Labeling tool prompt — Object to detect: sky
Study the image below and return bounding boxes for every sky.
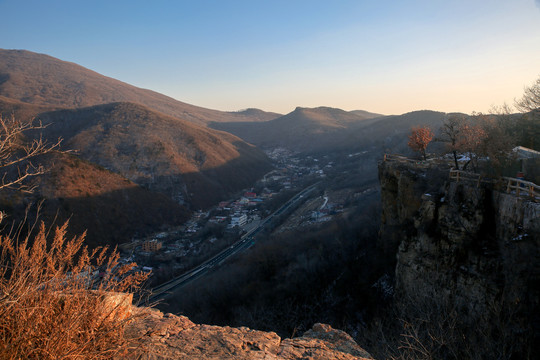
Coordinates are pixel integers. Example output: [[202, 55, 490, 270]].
[[1, 0, 540, 115]]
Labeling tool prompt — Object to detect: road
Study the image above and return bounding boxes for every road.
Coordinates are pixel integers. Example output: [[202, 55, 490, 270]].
[[147, 183, 319, 303]]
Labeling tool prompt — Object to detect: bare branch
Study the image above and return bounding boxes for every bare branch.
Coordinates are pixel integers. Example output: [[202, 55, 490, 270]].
[[515, 76, 540, 113], [0, 114, 62, 193]]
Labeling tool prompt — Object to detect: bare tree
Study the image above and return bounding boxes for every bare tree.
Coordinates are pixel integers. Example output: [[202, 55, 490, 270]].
[[0, 114, 62, 223], [439, 116, 466, 169], [477, 109, 516, 174], [514, 76, 540, 150], [515, 76, 540, 113], [455, 120, 486, 172], [0, 114, 62, 193]]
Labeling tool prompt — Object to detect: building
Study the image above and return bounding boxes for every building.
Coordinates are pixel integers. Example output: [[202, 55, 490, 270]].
[[142, 239, 162, 252], [219, 201, 230, 209], [230, 213, 248, 227]]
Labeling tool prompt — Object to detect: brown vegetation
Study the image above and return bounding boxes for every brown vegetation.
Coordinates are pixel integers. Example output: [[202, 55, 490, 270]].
[[407, 126, 434, 160], [0, 221, 148, 359], [35, 102, 272, 209]]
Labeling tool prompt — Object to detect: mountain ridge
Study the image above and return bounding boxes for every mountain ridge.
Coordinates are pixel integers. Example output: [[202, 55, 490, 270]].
[[35, 101, 272, 209], [0, 49, 281, 125], [209, 107, 453, 154]]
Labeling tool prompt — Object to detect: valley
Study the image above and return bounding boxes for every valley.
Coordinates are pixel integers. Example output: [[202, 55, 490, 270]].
[[121, 147, 380, 295], [0, 48, 538, 359]]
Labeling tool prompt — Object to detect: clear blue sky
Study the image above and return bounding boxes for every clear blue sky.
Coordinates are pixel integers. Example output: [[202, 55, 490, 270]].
[[1, 0, 539, 115]]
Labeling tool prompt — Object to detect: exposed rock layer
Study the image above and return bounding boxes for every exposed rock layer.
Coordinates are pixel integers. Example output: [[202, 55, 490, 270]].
[[379, 159, 539, 353], [125, 307, 373, 360]]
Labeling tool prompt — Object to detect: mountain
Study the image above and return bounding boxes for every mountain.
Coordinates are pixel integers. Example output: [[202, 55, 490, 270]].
[[227, 108, 282, 122], [349, 109, 384, 119], [0, 49, 281, 125], [1, 151, 189, 248], [209, 106, 384, 152], [347, 110, 455, 152], [210, 106, 452, 154], [35, 102, 272, 209], [0, 95, 55, 120], [0, 49, 276, 247]]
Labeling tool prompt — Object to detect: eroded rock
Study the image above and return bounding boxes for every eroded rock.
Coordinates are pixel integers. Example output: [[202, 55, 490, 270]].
[[125, 308, 373, 360]]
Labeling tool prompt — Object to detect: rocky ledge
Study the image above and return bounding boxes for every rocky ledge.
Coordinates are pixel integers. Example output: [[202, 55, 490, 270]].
[[125, 307, 373, 360]]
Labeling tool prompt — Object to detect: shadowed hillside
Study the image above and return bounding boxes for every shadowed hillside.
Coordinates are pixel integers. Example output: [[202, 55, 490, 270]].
[[210, 106, 382, 152], [0, 152, 189, 248], [35, 102, 272, 209], [347, 110, 459, 154], [0, 95, 55, 120], [0, 49, 281, 125], [210, 107, 453, 155]]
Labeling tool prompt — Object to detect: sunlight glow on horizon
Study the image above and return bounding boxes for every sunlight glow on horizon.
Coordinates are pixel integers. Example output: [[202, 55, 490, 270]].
[[1, 0, 539, 116]]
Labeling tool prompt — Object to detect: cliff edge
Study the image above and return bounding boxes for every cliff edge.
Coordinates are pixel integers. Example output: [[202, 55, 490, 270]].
[[378, 158, 539, 356], [124, 307, 373, 359]]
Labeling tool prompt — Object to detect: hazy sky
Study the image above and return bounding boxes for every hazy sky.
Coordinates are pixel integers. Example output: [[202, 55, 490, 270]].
[[1, 0, 539, 115]]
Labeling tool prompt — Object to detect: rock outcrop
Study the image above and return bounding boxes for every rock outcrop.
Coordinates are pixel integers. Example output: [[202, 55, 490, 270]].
[[125, 307, 373, 359], [378, 159, 539, 355]]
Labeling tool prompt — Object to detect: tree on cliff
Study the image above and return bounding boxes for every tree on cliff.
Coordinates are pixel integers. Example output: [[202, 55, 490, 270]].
[[515, 76, 540, 113], [514, 76, 540, 150], [439, 115, 465, 169], [455, 120, 487, 172], [438, 114, 507, 172], [408, 126, 434, 160], [476, 109, 517, 173]]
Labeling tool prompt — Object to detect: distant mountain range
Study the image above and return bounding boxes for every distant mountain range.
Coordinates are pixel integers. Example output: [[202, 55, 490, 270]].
[[209, 106, 381, 152], [0, 48, 460, 245], [211, 106, 453, 154]]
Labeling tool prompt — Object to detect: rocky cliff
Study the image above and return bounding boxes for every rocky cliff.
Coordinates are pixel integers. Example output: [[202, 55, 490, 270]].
[[378, 159, 539, 356], [125, 307, 373, 359]]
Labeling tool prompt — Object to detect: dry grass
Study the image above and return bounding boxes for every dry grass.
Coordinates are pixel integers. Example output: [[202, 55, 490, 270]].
[[0, 221, 148, 359]]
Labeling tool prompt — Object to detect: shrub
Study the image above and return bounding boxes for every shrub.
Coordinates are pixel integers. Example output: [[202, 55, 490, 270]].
[[0, 221, 148, 359]]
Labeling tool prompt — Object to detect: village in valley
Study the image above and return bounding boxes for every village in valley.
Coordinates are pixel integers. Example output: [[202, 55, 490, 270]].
[[118, 148, 353, 286]]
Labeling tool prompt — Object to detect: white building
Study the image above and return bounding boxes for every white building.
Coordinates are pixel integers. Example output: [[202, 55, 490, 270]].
[[230, 213, 248, 227]]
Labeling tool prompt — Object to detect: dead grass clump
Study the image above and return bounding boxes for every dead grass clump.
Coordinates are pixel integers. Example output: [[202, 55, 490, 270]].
[[0, 221, 149, 359]]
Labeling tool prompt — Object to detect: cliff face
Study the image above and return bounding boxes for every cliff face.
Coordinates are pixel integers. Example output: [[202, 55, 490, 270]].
[[125, 307, 373, 360], [378, 159, 540, 352]]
